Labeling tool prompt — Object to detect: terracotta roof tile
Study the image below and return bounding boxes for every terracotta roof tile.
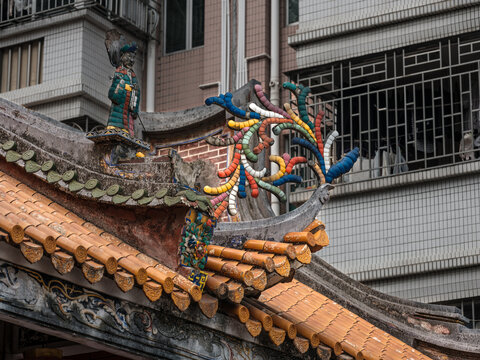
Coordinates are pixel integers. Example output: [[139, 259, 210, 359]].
[[243, 239, 296, 259], [206, 245, 275, 272], [0, 170, 188, 310], [268, 327, 286, 346], [225, 281, 244, 303], [283, 231, 316, 247], [243, 302, 273, 331], [260, 279, 431, 360]]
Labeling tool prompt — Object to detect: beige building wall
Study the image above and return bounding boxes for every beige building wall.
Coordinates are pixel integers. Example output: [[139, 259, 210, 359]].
[[155, 0, 297, 112], [156, 0, 222, 112]]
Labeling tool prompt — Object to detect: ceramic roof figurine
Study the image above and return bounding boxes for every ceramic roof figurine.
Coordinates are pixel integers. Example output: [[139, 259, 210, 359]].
[[86, 30, 148, 152]]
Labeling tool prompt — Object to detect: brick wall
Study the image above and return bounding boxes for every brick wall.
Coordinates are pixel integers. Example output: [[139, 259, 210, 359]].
[[157, 138, 230, 173]]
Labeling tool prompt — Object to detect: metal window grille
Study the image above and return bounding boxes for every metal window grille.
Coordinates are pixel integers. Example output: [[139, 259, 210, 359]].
[[287, 32, 480, 203], [63, 116, 103, 133], [0, 39, 43, 93]]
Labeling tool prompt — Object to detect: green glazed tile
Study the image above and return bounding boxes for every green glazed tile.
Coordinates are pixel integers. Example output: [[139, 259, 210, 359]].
[[91, 188, 106, 198], [155, 188, 168, 199], [6, 150, 21, 163], [68, 180, 84, 192], [41, 160, 55, 172], [137, 196, 154, 205], [164, 195, 181, 206], [185, 190, 197, 201], [2, 140, 16, 151], [62, 170, 77, 182], [25, 160, 41, 173], [84, 178, 99, 190], [106, 184, 121, 196], [112, 194, 130, 204], [132, 188, 147, 200], [21, 149, 35, 161], [47, 171, 62, 184]]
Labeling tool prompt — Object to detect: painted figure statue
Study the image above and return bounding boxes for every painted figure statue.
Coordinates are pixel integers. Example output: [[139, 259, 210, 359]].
[[105, 30, 140, 137]]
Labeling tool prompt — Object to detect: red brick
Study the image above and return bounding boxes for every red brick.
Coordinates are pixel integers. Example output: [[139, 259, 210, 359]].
[[183, 155, 199, 162], [178, 151, 190, 158], [208, 155, 228, 165], [216, 162, 227, 170], [180, 141, 203, 150], [190, 145, 209, 155], [197, 150, 219, 160], [218, 147, 228, 155]]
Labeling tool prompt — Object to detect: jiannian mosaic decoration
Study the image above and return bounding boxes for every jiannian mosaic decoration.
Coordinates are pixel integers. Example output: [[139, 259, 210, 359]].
[[204, 83, 360, 218], [180, 209, 216, 290]]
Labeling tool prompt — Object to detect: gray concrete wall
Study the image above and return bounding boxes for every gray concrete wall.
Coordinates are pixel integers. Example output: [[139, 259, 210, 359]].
[[298, 0, 460, 31], [291, 0, 480, 68], [317, 169, 480, 303]]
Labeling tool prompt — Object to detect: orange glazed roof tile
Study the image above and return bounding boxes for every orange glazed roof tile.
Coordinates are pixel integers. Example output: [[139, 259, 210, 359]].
[[0, 170, 318, 310], [0, 170, 434, 359], [258, 279, 433, 360]]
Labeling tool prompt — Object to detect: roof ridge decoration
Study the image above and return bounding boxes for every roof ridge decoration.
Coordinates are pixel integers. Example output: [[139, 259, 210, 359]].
[[0, 139, 213, 213], [203, 82, 360, 219]]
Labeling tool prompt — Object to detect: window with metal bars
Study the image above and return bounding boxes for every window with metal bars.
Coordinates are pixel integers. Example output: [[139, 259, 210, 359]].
[[63, 116, 103, 133], [437, 297, 480, 330], [287, 32, 480, 200], [0, 39, 43, 93]]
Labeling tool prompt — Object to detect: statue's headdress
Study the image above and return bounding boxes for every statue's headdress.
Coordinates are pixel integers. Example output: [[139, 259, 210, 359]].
[[120, 42, 137, 55], [105, 30, 137, 68]]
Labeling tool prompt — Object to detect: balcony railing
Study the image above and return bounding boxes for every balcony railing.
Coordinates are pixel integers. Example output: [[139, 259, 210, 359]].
[[0, 0, 158, 36]]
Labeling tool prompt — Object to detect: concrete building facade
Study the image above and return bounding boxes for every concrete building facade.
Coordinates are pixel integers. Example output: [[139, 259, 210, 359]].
[[285, 0, 480, 330]]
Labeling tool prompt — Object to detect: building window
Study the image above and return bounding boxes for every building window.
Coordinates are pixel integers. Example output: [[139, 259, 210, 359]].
[[0, 39, 43, 93], [165, 0, 204, 54], [287, 0, 299, 25], [287, 33, 480, 195], [438, 297, 480, 329]]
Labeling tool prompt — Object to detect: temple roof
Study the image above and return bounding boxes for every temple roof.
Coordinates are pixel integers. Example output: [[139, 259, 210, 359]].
[[1, 88, 478, 359], [0, 168, 433, 359]]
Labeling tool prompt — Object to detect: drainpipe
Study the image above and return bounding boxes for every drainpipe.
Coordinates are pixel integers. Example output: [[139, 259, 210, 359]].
[[235, 0, 246, 89], [270, 0, 280, 215], [145, 0, 158, 113], [146, 39, 156, 112], [221, 0, 230, 94]]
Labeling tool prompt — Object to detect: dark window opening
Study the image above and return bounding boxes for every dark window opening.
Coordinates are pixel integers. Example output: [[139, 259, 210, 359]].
[[192, 0, 204, 48], [287, 0, 299, 25], [165, 0, 204, 54]]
